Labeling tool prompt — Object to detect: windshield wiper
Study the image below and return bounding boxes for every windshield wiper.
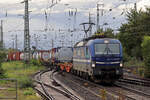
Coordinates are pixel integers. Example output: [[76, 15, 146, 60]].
[[102, 47, 108, 55], [102, 47, 114, 57], [107, 47, 113, 54], [107, 47, 117, 58]]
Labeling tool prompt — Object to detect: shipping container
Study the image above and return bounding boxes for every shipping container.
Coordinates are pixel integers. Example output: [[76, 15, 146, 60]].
[[57, 47, 73, 63]]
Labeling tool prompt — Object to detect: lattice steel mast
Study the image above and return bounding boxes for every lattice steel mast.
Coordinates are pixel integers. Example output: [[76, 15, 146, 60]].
[[21, 0, 30, 61]]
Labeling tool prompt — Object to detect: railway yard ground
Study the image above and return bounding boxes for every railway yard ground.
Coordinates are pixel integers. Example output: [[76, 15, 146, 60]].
[[1, 61, 150, 100], [33, 67, 150, 100]]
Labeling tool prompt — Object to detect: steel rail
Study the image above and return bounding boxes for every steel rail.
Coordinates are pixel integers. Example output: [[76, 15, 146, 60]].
[[34, 88, 52, 100], [34, 69, 80, 100], [115, 81, 150, 98], [51, 70, 80, 100], [119, 78, 150, 87], [38, 70, 55, 100]]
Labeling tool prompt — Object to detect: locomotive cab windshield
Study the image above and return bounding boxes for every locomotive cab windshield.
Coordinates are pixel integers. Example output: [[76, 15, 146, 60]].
[[94, 43, 120, 55]]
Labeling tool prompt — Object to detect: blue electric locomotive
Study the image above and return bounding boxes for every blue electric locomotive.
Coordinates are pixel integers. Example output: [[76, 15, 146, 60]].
[[72, 38, 123, 83]]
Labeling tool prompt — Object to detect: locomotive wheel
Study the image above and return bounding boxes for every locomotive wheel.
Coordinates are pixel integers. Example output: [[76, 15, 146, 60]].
[[72, 70, 75, 74], [72, 69, 75, 75], [77, 70, 79, 76], [79, 71, 82, 77], [90, 76, 95, 82], [71, 69, 73, 74], [78, 71, 80, 76], [85, 73, 89, 80], [81, 72, 83, 78], [82, 72, 85, 79], [83, 72, 86, 79], [74, 70, 77, 75]]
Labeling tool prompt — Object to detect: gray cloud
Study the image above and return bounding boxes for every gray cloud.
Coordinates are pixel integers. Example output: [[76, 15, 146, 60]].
[[0, 0, 149, 49]]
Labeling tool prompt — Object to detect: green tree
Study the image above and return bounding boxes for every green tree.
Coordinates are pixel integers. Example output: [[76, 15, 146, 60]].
[[141, 36, 150, 78], [118, 8, 150, 59], [0, 51, 6, 78], [104, 28, 115, 38]]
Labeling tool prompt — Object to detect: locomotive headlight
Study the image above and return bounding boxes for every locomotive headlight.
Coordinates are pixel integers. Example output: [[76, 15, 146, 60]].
[[92, 61, 96, 68], [92, 64, 95, 68], [120, 63, 123, 67]]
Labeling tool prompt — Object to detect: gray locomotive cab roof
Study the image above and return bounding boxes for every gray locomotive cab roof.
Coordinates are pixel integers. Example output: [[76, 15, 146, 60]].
[[74, 38, 121, 47]]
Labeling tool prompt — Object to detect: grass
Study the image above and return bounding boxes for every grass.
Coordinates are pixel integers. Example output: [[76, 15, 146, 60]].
[[0, 61, 45, 100]]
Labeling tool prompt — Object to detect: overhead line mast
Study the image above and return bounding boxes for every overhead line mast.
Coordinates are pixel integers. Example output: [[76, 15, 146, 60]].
[[89, 12, 92, 37], [21, 0, 30, 62], [97, 3, 104, 32], [97, 4, 100, 32], [15, 34, 18, 51], [0, 20, 3, 49]]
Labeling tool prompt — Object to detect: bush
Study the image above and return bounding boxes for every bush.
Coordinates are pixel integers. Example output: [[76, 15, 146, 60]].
[[19, 77, 34, 88], [24, 88, 34, 96], [138, 67, 145, 77], [0, 51, 6, 62], [0, 51, 6, 78], [141, 36, 150, 78], [123, 51, 131, 62], [143, 55, 150, 78], [30, 59, 41, 66]]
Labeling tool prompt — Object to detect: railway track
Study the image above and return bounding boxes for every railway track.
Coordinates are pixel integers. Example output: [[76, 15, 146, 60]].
[[115, 81, 150, 98], [119, 77, 150, 87], [55, 72, 147, 100], [115, 74, 150, 99], [34, 70, 55, 100], [33, 69, 81, 100], [34, 87, 53, 100], [123, 69, 150, 87], [33, 69, 150, 100]]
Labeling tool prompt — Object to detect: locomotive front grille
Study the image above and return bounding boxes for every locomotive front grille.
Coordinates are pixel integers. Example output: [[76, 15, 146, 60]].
[[93, 66, 122, 76], [101, 69, 116, 74]]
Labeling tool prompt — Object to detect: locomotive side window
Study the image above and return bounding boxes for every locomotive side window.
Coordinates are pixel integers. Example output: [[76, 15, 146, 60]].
[[78, 48, 81, 56], [76, 48, 80, 57], [85, 47, 90, 58], [74, 48, 77, 57], [81, 47, 84, 57]]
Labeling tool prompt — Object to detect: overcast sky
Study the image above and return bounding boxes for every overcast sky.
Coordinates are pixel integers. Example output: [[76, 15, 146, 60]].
[[0, 0, 149, 50]]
